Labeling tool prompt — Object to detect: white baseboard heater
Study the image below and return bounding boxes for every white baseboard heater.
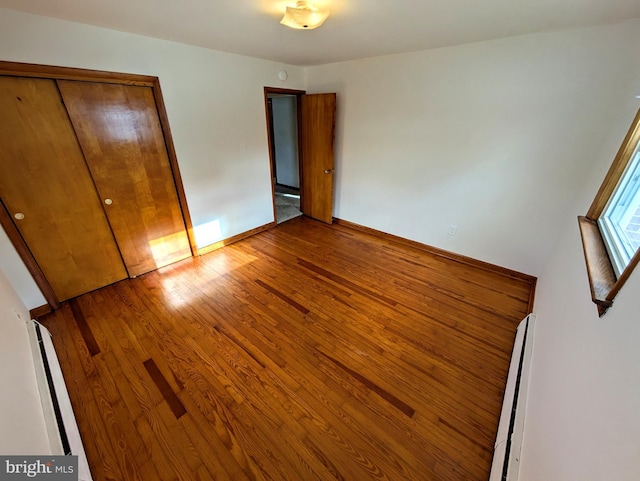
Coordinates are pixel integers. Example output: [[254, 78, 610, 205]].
[[489, 314, 535, 481], [27, 320, 93, 481]]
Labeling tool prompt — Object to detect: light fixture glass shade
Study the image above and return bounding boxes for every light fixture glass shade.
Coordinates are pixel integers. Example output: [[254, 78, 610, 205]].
[[280, 1, 330, 30]]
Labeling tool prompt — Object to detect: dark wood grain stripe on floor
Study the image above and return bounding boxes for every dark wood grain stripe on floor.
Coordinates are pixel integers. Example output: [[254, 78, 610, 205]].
[[39, 217, 535, 481], [68, 298, 100, 356], [255, 278, 310, 314], [297, 258, 398, 307], [143, 358, 187, 419], [214, 325, 266, 368], [317, 350, 416, 418]]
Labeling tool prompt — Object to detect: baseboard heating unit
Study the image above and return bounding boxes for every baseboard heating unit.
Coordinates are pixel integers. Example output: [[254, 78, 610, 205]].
[[489, 313, 535, 481], [27, 320, 93, 481]]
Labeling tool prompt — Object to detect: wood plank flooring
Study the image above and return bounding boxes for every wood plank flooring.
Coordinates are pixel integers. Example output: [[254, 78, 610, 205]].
[[39, 217, 535, 481]]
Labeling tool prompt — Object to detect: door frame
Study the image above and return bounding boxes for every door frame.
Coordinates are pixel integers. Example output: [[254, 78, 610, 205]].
[[0, 61, 197, 308], [263, 87, 306, 224]]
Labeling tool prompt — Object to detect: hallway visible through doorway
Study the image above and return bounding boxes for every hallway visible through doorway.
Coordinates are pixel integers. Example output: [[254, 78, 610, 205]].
[[267, 92, 302, 223], [275, 184, 302, 224]]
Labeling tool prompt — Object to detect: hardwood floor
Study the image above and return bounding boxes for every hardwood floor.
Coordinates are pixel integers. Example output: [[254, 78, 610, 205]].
[[39, 217, 535, 481]]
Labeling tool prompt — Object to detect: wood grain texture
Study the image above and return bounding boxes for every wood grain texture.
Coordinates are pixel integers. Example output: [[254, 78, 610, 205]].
[[0, 61, 198, 259], [0, 60, 156, 86], [255, 279, 311, 314], [0, 76, 128, 301], [68, 298, 101, 356], [58, 80, 191, 277], [29, 304, 53, 319], [0, 200, 60, 310], [300, 93, 336, 224], [587, 107, 640, 219], [151, 79, 198, 256], [577, 216, 616, 311], [40, 217, 534, 481], [581, 107, 640, 315], [577, 215, 640, 316], [608, 245, 640, 306], [333, 217, 537, 302], [143, 358, 187, 419], [317, 350, 416, 418]]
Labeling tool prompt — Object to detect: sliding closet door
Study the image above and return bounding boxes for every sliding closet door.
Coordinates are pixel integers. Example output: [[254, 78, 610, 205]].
[[0, 76, 128, 300], [57, 81, 191, 277]]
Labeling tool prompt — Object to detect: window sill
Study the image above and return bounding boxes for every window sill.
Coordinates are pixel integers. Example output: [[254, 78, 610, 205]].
[[577, 216, 616, 316]]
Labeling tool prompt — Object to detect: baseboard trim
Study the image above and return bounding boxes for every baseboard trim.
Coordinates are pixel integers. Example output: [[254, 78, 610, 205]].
[[197, 221, 277, 256], [30, 304, 52, 319], [333, 218, 537, 312]]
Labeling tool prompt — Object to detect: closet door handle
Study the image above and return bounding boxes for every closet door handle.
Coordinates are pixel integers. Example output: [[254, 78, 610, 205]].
[[104, 198, 113, 205]]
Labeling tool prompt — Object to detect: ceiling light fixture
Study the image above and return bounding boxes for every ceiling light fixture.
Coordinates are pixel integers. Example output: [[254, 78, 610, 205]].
[[280, 1, 330, 30]]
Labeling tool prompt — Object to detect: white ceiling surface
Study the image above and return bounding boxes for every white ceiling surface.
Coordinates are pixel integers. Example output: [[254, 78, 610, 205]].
[[0, 0, 639, 65]]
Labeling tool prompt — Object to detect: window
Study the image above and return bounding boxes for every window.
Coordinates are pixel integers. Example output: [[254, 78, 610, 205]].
[[598, 146, 640, 277], [579, 107, 640, 316]]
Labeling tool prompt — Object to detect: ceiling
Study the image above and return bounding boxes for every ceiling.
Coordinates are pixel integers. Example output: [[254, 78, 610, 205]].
[[1, 0, 640, 66]]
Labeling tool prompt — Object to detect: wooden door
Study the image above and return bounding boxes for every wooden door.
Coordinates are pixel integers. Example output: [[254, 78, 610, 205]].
[[58, 81, 191, 277], [0, 76, 128, 301], [300, 93, 336, 224]]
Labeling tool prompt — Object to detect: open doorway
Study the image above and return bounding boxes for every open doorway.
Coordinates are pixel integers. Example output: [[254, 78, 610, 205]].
[[265, 89, 304, 224], [265, 87, 337, 225]]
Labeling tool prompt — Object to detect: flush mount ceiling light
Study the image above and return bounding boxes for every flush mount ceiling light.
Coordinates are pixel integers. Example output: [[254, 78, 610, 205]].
[[280, 1, 330, 30]]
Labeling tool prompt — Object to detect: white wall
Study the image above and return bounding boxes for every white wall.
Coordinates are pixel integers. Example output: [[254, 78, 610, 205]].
[[519, 98, 640, 479], [0, 7, 304, 308], [0, 269, 51, 454], [304, 25, 640, 478], [0, 227, 46, 308], [305, 20, 640, 276], [272, 96, 300, 188]]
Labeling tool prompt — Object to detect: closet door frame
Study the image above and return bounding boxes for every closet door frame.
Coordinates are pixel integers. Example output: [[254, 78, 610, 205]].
[[0, 61, 197, 309]]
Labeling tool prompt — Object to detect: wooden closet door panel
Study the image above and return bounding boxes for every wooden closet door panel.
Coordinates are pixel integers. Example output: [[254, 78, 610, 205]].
[[57, 80, 191, 277], [0, 76, 128, 301]]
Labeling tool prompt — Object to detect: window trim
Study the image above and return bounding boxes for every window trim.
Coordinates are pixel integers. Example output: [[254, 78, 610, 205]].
[[579, 107, 640, 316], [597, 148, 640, 276]]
